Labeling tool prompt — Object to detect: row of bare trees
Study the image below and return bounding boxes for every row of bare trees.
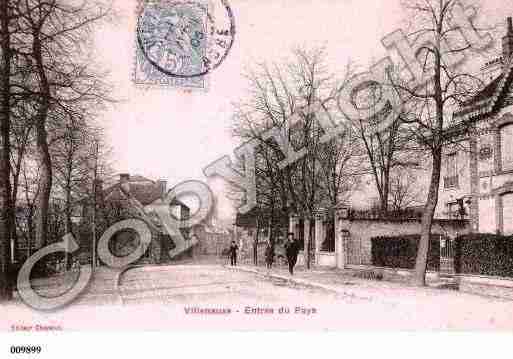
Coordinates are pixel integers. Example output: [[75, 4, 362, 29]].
[[231, 0, 493, 285], [229, 48, 421, 268], [0, 0, 113, 300]]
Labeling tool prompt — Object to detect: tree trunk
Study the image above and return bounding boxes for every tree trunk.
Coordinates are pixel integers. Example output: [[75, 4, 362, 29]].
[[380, 195, 388, 215], [253, 218, 260, 266], [413, 149, 441, 286], [64, 179, 72, 270], [413, 19, 444, 287], [25, 184, 35, 258], [269, 205, 276, 257], [306, 219, 314, 269], [34, 128, 52, 249], [269, 218, 276, 255], [32, 34, 52, 250], [382, 172, 390, 214], [10, 136, 30, 264], [0, 0, 13, 301]]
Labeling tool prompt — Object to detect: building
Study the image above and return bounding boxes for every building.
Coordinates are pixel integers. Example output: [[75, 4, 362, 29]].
[[193, 223, 232, 256], [77, 173, 191, 264], [436, 17, 513, 235]]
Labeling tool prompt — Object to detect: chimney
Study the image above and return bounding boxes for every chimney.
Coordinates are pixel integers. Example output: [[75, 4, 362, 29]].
[[93, 179, 103, 192], [119, 173, 130, 193], [502, 17, 513, 62], [157, 179, 167, 196], [93, 179, 104, 205]]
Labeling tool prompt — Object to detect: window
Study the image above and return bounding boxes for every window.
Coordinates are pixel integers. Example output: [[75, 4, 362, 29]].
[[446, 199, 467, 219], [446, 202, 458, 219], [444, 152, 459, 188], [502, 193, 513, 235], [501, 124, 513, 171]]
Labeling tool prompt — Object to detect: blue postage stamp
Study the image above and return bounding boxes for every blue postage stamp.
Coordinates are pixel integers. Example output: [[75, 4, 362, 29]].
[[133, 0, 210, 89]]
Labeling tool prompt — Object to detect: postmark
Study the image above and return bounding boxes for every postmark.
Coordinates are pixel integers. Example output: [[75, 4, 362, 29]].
[[133, 0, 235, 88]]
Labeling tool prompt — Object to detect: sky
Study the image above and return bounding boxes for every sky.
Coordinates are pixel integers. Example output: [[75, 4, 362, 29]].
[[92, 0, 513, 220]]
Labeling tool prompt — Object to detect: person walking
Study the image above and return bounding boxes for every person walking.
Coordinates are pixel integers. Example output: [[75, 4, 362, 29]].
[[284, 233, 299, 275], [229, 240, 239, 266], [264, 241, 274, 270]]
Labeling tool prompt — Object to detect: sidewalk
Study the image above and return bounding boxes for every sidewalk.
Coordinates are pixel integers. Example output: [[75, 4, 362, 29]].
[[227, 264, 376, 299], [12, 266, 123, 306], [226, 264, 513, 305]]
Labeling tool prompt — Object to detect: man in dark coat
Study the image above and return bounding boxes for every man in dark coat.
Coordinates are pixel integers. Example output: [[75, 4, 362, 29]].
[[228, 240, 239, 266], [284, 233, 299, 275]]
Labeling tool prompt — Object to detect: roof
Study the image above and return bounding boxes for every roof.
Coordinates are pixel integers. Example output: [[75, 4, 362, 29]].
[[201, 224, 231, 235], [77, 173, 188, 209], [125, 174, 154, 183], [462, 75, 503, 107], [126, 183, 163, 205], [453, 55, 513, 121], [103, 183, 188, 207], [102, 174, 161, 205], [101, 183, 162, 205]]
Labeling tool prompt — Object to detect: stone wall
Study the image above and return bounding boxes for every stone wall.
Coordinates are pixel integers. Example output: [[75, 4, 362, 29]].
[[197, 233, 232, 255], [338, 218, 471, 266], [193, 225, 233, 255]]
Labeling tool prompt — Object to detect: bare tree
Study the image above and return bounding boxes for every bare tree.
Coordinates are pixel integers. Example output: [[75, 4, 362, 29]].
[[389, 0, 491, 285], [13, 0, 111, 250], [0, 1, 113, 298], [51, 112, 104, 268], [10, 102, 35, 254], [316, 126, 361, 214], [52, 113, 93, 236], [0, 0, 14, 300], [389, 167, 426, 211], [231, 47, 357, 268], [16, 158, 40, 260], [350, 74, 422, 214]]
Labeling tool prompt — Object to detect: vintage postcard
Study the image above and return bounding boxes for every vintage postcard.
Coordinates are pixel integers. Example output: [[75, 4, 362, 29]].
[[1, 0, 513, 356]]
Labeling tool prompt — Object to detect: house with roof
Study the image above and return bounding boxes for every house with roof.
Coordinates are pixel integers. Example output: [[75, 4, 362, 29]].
[[436, 17, 513, 235], [76, 173, 191, 264]]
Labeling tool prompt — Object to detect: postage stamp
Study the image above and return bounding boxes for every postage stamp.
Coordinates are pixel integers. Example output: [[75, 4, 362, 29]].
[[133, 0, 236, 89]]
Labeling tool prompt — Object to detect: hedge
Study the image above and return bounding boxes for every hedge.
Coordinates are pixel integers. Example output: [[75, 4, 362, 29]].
[[454, 234, 513, 278], [371, 235, 440, 271]]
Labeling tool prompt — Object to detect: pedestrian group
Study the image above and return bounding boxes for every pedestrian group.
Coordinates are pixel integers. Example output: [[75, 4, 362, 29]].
[[230, 232, 300, 276]]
